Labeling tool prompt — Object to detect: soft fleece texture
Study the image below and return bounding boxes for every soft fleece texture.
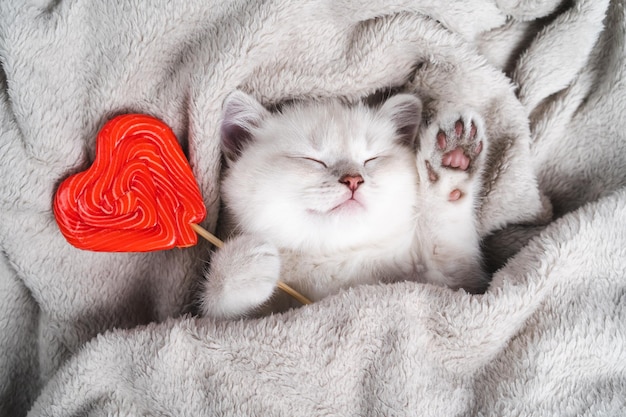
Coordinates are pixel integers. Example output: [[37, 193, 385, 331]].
[[1, 0, 625, 415]]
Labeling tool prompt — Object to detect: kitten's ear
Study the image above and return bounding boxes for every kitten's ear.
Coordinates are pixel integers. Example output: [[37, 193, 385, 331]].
[[377, 93, 422, 147], [220, 90, 270, 162]]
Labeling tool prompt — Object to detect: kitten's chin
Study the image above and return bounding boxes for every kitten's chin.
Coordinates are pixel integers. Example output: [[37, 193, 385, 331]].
[[258, 205, 411, 252]]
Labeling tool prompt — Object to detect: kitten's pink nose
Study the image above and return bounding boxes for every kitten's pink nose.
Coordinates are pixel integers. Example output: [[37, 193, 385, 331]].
[[339, 174, 364, 191]]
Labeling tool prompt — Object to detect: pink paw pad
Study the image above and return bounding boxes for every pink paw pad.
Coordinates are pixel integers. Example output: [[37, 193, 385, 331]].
[[448, 189, 462, 201], [437, 120, 483, 172], [442, 148, 470, 170]]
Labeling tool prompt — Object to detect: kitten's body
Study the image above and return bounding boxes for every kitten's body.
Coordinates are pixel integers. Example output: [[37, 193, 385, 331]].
[[200, 91, 487, 319]]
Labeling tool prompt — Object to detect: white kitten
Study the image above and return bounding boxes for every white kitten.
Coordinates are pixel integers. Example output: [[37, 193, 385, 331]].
[[200, 91, 487, 319]]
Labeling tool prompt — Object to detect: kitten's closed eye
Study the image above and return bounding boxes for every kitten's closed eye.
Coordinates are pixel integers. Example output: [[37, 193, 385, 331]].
[[290, 156, 328, 168], [364, 156, 379, 166], [363, 155, 391, 168]]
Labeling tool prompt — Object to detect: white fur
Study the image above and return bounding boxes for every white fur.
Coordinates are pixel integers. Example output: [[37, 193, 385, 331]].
[[200, 91, 488, 319], [200, 235, 280, 319]]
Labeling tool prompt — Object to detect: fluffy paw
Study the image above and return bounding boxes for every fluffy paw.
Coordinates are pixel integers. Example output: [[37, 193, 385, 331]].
[[420, 110, 487, 201], [200, 235, 280, 319]]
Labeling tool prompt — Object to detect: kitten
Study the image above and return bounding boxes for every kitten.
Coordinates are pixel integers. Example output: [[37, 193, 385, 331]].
[[200, 91, 487, 319]]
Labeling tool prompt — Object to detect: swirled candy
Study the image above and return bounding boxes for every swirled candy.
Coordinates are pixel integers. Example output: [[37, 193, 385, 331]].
[[53, 114, 206, 252]]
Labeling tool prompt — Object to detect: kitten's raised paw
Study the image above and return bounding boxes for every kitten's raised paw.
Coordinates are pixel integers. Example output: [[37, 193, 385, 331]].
[[421, 110, 487, 201], [200, 235, 280, 319]]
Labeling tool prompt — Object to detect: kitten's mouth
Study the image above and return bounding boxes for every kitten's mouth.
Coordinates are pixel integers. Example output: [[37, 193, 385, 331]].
[[329, 197, 364, 213]]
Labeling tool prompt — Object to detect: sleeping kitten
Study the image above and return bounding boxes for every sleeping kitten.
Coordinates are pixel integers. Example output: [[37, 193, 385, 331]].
[[200, 91, 487, 319]]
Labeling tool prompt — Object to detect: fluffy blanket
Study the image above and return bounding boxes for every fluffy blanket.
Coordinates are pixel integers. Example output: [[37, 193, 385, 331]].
[[1, 0, 625, 415]]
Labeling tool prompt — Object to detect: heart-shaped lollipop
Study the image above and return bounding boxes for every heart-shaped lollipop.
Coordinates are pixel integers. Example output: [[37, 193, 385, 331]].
[[53, 113, 311, 305], [54, 114, 206, 252]]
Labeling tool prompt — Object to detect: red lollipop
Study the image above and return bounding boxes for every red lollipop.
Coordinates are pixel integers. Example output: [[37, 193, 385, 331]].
[[53, 114, 311, 304], [54, 114, 216, 252]]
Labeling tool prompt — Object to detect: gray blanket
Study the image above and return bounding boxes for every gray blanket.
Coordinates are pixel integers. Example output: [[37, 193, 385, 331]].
[[1, 0, 625, 415]]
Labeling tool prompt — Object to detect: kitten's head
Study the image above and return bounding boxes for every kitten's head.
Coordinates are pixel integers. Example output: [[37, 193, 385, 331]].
[[220, 90, 421, 251]]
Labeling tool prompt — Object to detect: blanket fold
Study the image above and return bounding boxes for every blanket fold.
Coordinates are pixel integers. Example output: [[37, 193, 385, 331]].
[[1, 0, 625, 415]]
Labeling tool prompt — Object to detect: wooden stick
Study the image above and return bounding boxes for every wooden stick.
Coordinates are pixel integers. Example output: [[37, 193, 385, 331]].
[[190, 223, 312, 305], [190, 223, 224, 248], [276, 281, 313, 306]]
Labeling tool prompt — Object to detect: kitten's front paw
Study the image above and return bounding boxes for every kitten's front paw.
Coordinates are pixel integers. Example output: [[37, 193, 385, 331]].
[[420, 110, 487, 201], [200, 235, 280, 320]]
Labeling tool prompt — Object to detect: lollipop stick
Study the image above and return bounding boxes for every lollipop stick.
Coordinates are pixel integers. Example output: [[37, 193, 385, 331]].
[[190, 223, 224, 248], [276, 281, 313, 305], [189, 223, 312, 305]]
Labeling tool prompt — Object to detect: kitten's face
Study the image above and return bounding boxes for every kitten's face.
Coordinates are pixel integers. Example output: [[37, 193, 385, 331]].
[[220, 91, 421, 251]]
